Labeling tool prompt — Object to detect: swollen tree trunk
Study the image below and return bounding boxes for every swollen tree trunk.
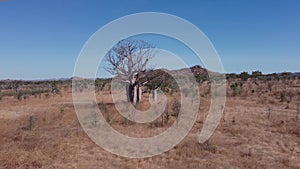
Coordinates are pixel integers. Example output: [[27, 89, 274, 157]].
[[138, 86, 142, 103], [152, 89, 157, 102], [134, 85, 142, 105], [134, 85, 137, 104], [126, 83, 135, 103], [126, 83, 142, 105]]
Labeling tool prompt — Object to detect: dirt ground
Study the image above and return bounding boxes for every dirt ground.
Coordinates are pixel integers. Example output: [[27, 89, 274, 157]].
[[0, 86, 300, 169]]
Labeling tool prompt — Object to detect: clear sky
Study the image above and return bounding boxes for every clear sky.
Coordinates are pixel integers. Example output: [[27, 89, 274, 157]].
[[0, 0, 299, 80]]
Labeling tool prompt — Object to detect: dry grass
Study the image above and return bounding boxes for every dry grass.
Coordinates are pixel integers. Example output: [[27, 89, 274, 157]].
[[0, 83, 300, 168]]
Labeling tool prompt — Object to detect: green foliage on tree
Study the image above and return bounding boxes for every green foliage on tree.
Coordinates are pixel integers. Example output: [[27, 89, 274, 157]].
[[239, 72, 250, 81], [251, 70, 262, 78]]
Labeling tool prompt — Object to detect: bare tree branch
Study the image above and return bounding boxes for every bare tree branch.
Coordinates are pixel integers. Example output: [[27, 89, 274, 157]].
[[104, 39, 155, 85]]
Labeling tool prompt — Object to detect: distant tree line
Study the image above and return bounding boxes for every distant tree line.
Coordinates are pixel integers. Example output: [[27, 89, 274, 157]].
[[226, 71, 300, 81]]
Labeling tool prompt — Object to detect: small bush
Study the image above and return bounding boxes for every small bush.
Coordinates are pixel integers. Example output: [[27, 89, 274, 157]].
[[17, 91, 23, 101], [99, 102, 110, 123], [240, 72, 250, 81], [172, 99, 180, 117], [162, 111, 170, 126], [44, 93, 50, 99], [201, 140, 216, 153], [60, 107, 65, 114], [232, 116, 236, 125], [28, 115, 35, 130], [230, 83, 239, 97], [280, 92, 286, 102], [240, 147, 252, 157]]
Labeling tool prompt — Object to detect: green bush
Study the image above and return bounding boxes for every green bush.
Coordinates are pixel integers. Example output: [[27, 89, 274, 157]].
[[251, 70, 262, 78], [240, 72, 250, 81]]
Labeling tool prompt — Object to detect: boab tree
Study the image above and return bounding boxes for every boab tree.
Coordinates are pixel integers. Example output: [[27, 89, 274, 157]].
[[105, 39, 155, 104]]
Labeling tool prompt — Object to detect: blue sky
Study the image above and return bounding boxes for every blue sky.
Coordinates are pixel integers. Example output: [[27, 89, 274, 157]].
[[0, 0, 299, 80]]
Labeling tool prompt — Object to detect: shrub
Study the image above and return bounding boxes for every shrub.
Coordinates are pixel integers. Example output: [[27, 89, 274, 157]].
[[161, 111, 170, 126], [99, 102, 110, 123], [226, 73, 238, 79], [201, 140, 216, 153], [17, 91, 23, 101], [251, 70, 262, 78], [267, 82, 273, 92], [230, 83, 239, 96], [164, 111, 170, 124], [60, 107, 65, 114], [29, 115, 35, 130], [240, 72, 250, 81], [232, 116, 236, 125], [280, 92, 286, 102], [44, 93, 50, 99], [172, 99, 181, 122], [50, 81, 61, 95]]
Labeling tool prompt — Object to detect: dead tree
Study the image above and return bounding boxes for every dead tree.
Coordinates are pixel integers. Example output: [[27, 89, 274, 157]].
[[105, 39, 155, 104]]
